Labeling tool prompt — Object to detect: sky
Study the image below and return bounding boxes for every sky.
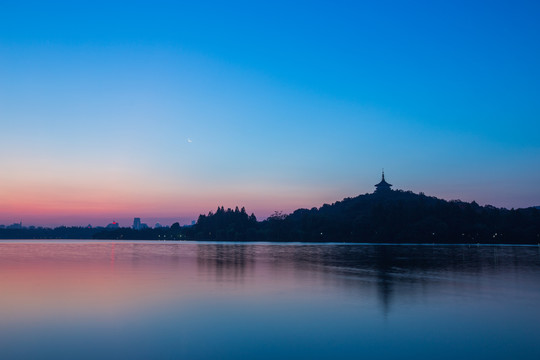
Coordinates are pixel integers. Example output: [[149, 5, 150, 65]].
[[1, 0, 539, 227]]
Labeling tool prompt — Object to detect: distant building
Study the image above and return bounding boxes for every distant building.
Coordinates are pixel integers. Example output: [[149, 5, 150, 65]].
[[154, 223, 162, 229], [140, 223, 149, 229], [133, 217, 141, 230], [374, 171, 393, 193], [106, 221, 119, 229], [191, 220, 196, 226]]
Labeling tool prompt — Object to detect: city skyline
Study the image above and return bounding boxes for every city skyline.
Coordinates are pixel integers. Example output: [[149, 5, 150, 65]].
[[0, 216, 185, 229], [1, 1, 540, 227]]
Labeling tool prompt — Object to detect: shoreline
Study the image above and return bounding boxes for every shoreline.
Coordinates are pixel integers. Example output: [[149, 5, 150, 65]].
[[0, 239, 538, 247]]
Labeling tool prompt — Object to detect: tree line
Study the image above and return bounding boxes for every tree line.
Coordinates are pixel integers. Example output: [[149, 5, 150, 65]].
[[180, 190, 540, 244], [3, 190, 539, 243]]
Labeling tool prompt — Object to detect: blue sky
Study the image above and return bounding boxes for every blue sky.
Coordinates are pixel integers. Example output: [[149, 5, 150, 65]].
[[1, 0, 539, 226]]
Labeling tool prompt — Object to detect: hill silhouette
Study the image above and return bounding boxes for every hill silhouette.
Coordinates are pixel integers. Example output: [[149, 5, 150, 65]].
[[181, 190, 540, 244]]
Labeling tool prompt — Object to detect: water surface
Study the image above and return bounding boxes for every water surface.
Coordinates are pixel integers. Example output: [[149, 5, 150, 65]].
[[1, 241, 539, 359]]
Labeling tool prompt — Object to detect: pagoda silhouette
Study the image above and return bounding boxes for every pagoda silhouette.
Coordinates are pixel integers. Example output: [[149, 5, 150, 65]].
[[374, 170, 392, 193]]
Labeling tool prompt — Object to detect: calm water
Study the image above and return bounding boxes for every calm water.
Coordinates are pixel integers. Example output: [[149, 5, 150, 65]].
[[1, 241, 539, 359]]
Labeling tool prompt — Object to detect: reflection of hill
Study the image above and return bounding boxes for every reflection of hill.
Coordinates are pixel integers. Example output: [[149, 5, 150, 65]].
[[257, 244, 540, 315], [191, 243, 540, 316], [196, 244, 255, 283], [2, 241, 537, 319]]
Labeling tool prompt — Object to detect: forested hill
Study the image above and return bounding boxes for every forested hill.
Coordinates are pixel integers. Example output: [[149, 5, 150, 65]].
[[184, 190, 540, 244]]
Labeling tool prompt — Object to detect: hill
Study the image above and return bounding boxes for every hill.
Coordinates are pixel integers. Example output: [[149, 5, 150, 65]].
[[183, 190, 540, 244]]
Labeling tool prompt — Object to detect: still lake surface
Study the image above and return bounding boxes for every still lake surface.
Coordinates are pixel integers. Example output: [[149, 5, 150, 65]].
[[0, 241, 539, 359]]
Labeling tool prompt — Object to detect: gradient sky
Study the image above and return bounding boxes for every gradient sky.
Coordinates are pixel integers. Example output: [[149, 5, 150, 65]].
[[1, 0, 539, 227]]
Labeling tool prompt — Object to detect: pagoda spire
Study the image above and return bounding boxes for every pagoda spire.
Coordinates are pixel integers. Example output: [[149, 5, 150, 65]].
[[374, 170, 392, 193]]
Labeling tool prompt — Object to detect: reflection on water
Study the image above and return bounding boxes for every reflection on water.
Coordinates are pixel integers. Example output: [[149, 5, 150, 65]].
[[197, 244, 255, 283], [0, 241, 539, 359]]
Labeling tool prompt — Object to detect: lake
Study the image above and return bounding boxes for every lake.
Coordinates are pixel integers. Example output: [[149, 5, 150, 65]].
[[0, 241, 539, 359]]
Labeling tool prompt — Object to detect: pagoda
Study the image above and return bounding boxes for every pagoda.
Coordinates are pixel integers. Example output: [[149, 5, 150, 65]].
[[374, 170, 392, 193]]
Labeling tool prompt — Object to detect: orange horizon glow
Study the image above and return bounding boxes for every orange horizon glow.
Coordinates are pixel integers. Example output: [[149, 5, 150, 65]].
[[2, 165, 533, 227]]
